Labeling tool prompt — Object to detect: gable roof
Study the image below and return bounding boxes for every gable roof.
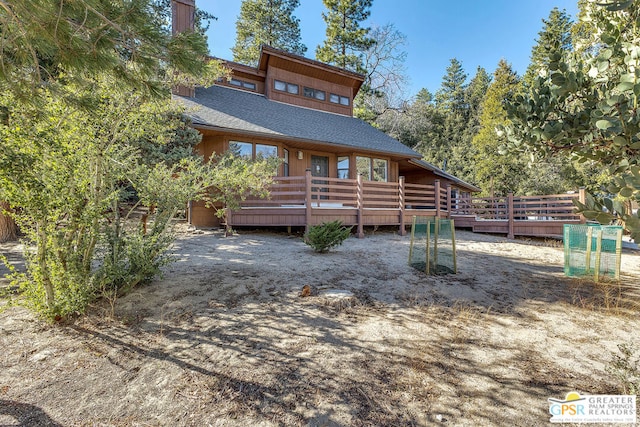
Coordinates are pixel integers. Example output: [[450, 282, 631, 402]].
[[175, 85, 421, 158]]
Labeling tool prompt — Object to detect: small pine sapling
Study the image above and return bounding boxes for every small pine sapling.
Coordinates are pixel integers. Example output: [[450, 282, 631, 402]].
[[304, 220, 352, 253]]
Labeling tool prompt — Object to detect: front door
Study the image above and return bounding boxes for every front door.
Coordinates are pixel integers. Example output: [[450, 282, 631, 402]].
[[311, 156, 329, 200]]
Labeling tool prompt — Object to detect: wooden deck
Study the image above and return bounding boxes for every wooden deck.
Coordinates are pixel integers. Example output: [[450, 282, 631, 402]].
[[197, 171, 585, 239]]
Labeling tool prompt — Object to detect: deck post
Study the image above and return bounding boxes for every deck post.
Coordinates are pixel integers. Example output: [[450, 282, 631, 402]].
[[446, 184, 452, 219], [578, 187, 587, 223], [305, 169, 312, 233], [434, 180, 441, 218], [356, 174, 365, 238], [398, 176, 406, 235], [507, 192, 515, 239]]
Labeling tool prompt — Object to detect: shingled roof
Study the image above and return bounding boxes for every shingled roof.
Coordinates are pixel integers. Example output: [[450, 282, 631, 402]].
[[175, 85, 421, 158]]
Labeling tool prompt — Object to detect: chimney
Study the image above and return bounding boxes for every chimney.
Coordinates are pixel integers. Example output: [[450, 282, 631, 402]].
[[172, 0, 196, 97], [172, 0, 195, 35]]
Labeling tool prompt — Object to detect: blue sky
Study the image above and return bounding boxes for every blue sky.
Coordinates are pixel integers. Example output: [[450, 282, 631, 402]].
[[204, 1, 579, 97]]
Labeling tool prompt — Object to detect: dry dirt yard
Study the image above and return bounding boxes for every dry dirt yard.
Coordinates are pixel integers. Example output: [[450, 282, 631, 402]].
[[1, 227, 639, 426]]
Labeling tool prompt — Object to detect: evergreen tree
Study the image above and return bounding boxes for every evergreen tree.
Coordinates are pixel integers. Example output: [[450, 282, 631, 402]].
[[428, 59, 469, 178], [435, 58, 468, 114], [453, 66, 491, 183], [523, 7, 574, 88], [472, 60, 525, 196], [315, 0, 375, 73], [464, 67, 492, 137], [232, 0, 307, 66], [0, 0, 217, 102]]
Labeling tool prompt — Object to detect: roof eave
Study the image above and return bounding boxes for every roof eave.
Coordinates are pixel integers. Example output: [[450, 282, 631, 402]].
[[408, 159, 481, 192]]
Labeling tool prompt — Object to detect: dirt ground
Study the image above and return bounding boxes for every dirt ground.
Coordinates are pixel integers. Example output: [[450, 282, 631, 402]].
[[1, 226, 639, 426]]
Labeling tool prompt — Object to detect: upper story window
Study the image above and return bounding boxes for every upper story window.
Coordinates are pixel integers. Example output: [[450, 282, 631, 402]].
[[303, 87, 326, 101], [329, 93, 350, 106], [230, 78, 256, 90], [274, 80, 299, 95]]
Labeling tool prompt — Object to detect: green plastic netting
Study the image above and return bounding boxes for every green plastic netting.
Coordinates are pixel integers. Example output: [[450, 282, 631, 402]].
[[409, 216, 457, 275], [563, 224, 623, 281]]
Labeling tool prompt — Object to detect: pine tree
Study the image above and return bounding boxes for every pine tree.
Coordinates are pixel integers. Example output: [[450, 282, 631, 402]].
[[232, 0, 307, 66], [472, 60, 524, 196], [523, 7, 573, 88], [315, 0, 375, 73], [429, 59, 469, 177], [435, 58, 468, 114], [0, 0, 216, 102], [464, 67, 492, 137], [454, 66, 491, 183]]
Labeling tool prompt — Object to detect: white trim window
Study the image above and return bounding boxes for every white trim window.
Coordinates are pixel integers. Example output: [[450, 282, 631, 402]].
[[329, 93, 350, 106], [274, 80, 299, 95]]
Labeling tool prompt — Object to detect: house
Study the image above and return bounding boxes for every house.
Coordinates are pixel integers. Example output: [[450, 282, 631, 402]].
[[171, 0, 480, 236]]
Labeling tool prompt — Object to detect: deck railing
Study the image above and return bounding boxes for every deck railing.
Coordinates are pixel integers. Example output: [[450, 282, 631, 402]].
[[232, 170, 586, 238], [451, 193, 583, 221], [240, 171, 436, 212]]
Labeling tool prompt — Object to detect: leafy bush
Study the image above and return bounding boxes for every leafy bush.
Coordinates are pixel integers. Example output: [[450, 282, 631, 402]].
[[304, 221, 351, 253], [606, 343, 640, 395], [0, 81, 278, 321]]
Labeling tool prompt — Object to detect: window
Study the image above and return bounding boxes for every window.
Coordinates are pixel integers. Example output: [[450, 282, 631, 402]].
[[356, 156, 388, 182], [330, 93, 350, 106], [303, 87, 325, 101], [230, 78, 256, 90], [337, 156, 350, 179], [356, 157, 371, 181], [283, 149, 290, 177], [229, 141, 252, 158], [256, 143, 277, 158], [229, 141, 277, 159], [373, 159, 388, 182], [274, 80, 299, 95]]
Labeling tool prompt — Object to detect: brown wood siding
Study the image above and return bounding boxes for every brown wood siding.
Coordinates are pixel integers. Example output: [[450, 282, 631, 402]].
[[266, 67, 353, 116], [197, 134, 225, 160], [265, 55, 361, 88], [390, 161, 399, 182], [195, 128, 408, 184]]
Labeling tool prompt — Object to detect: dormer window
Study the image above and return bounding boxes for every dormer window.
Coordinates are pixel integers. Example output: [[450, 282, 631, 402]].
[[304, 87, 325, 101], [329, 93, 350, 106], [274, 80, 299, 94]]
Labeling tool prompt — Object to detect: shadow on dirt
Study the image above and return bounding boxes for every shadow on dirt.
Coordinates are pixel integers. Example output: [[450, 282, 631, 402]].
[[0, 400, 62, 427]]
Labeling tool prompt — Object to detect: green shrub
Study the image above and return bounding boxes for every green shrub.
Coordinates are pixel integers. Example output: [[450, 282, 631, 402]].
[[304, 221, 351, 253]]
